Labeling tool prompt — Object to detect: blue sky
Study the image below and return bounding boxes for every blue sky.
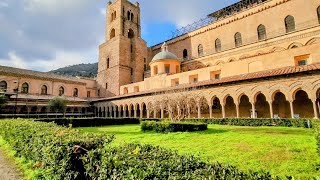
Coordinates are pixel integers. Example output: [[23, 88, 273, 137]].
[[0, 0, 239, 71]]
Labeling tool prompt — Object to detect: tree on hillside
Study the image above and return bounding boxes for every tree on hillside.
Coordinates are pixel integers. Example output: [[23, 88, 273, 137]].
[[48, 97, 68, 117], [149, 86, 208, 122]]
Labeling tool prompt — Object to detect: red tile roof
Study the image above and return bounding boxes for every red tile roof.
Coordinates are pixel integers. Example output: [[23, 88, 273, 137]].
[[94, 62, 320, 102]]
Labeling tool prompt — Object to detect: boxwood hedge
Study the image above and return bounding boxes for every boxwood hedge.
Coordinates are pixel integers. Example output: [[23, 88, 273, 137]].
[[141, 121, 208, 133], [36, 117, 140, 127]]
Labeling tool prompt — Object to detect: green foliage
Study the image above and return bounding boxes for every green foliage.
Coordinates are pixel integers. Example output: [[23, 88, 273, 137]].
[[184, 118, 312, 128], [0, 119, 114, 179], [82, 143, 273, 179], [141, 121, 208, 133], [50, 62, 98, 78], [47, 97, 68, 114], [0, 95, 8, 107], [36, 117, 140, 127]]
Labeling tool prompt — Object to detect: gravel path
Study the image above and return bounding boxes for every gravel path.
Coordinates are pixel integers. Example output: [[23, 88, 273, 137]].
[[0, 149, 23, 180]]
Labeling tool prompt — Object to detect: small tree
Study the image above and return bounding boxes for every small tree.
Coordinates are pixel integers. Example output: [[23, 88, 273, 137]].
[[0, 95, 8, 107], [48, 97, 68, 117]]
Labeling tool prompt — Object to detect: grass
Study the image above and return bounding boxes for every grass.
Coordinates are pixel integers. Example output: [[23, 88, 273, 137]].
[[78, 124, 320, 178]]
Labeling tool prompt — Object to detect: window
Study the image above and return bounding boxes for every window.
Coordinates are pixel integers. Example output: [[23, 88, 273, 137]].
[[294, 54, 310, 66], [124, 87, 128, 94], [131, 68, 133, 75], [131, 45, 133, 53], [107, 58, 110, 68], [198, 44, 203, 57], [298, 60, 307, 66], [212, 98, 220, 110], [59, 87, 64, 96], [0, 81, 7, 92], [257, 24, 266, 40], [131, 13, 134, 22], [234, 32, 242, 47], [73, 88, 78, 97], [134, 86, 139, 93], [215, 74, 220, 80], [215, 38, 221, 52], [318, 6, 320, 24], [165, 64, 170, 74], [183, 49, 188, 59], [111, 13, 114, 22], [144, 64, 147, 71], [176, 65, 180, 73], [106, 83, 108, 89], [87, 91, 91, 98], [285, 15, 295, 33], [128, 29, 134, 38], [41, 85, 47, 95], [21, 83, 29, 94], [114, 11, 116, 20], [154, 66, 158, 75], [127, 11, 130, 20], [110, 28, 115, 39], [189, 75, 198, 84], [210, 70, 221, 80], [171, 79, 179, 87]]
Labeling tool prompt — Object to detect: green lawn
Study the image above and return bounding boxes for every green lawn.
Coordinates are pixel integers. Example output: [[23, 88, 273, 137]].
[[78, 124, 320, 178]]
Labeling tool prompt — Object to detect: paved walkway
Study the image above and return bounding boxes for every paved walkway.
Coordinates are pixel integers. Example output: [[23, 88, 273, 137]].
[[0, 149, 23, 180]]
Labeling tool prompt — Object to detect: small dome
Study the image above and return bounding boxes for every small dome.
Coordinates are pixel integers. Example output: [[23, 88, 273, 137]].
[[151, 42, 179, 62]]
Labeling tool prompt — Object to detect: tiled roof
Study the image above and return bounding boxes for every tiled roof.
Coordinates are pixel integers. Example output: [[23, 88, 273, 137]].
[[94, 62, 320, 102], [0, 65, 86, 84]]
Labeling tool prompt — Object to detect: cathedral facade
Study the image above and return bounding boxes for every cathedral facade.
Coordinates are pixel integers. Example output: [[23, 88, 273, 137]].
[[94, 0, 320, 119]]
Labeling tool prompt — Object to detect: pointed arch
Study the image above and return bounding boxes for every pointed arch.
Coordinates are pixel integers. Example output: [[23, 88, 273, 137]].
[[128, 29, 134, 38], [288, 42, 303, 49], [305, 37, 320, 46], [257, 24, 266, 40], [285, 15, 295, 33], [110, 28, 116, 39], [234, 32, 242, 47], [21, 82, 29, 94], [41, 85, 48, 95]]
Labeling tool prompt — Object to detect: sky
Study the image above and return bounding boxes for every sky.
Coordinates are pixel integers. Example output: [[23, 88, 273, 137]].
[[0, 0, 239, 72]]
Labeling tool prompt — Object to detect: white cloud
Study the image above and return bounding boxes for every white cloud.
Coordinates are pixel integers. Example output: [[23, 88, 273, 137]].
[[0, 1, 8, 8], [0, 52, 29, 69]]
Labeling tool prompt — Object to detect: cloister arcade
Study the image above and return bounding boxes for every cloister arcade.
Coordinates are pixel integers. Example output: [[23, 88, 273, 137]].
[[95, 76, 320, 119]]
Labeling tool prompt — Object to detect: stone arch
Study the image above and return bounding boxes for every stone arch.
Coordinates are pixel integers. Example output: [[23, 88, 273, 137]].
[[255, 92, 270, 118], [110, 28, 116, 39], [119, 105, 124, 117], [269, 46, 286, 53], [211, 96, 223, 118], [272, 91, 291, 118], [128, 29, 134, 39], [224, 95, 237, 117], [0, 80, 7, 92], [270, 85, 290, 101], [141, 102, 147, 118], [288, 42, 303, 49], [293, 90, 313, 118], [238, 94, 252, 118], [305, 37, 320, 46], [21, 82, 30, 94], [214, 60, 225, 66], [251, 86, 270, 102], [40, 84, 49, 95]]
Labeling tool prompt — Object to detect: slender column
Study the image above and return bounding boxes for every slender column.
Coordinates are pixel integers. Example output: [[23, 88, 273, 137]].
[[313, 100, 319, 119], [114, 110, 117, 118], [118, 110, 121, 118], [209, 105, 213, 118], [289, 101, 294, 119], [147, 109, 150, 118], [161, 108, 164, 119], [269, 102, 274, 118], [110, 109, 113, 117], [221, 103, 226, 118], [235, 104, 240, 118], [140, 109, 143, 118], [154, 109, 157, 118], [197, 105, 201, 118], [187, 104, 191, 119], [105, 109, 108, 117], [134, 108, 137, 118], [124, 108, 127, 117], [128, 108, 131, 117], [251, 103, 256, 118]]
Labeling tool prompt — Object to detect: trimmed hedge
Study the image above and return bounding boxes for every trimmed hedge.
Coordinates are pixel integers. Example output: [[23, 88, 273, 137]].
[[184, 118, 312, 128], [0, 119, 113, 179], [36, 117, 140, 127], [83, 143, 273, 179], [141, 121, 208, 133]]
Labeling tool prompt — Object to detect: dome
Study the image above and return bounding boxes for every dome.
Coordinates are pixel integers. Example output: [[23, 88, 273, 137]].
[[151, 42, 179, 63]]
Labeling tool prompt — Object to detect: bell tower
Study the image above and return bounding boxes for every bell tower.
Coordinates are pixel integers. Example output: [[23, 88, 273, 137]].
[[97, 0, 148, 97]]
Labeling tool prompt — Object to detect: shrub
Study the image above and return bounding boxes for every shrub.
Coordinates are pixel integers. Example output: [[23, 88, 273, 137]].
[[184, 118, 312, 128], [36, 117, 140, 127], [0, 119, 113, 179], [83, 144, 273, 179], [141, 121, 208, 133]]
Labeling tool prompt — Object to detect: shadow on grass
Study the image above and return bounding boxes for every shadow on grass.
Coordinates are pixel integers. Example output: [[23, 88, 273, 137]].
[[200, 128, 229, 134]]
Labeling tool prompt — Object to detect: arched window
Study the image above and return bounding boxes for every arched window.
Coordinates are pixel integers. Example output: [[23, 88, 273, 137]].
[[127, 11, 130, 20], [317, 6, 320, 24], [41, 85, 47, 95], [59, 87, 64, 96], [234, 32, 242, 47], [114, 11, 116, 20], [107, 58, 110, 68], [198, 44, 203, 57], [257, 24, 266, 40], [128, 29, 134, 38], [183, 49, 188, 59], [111, 13, 114, 22], [0, 81, 7, 92], [124, 87, 128, 94], [110, 28, 115, 39], [73, 88, 78, 97], [131, 13, 134, 22], [215, 38, 221, 52], [285, 15, 295, 33], [21, 83, 29, 94]]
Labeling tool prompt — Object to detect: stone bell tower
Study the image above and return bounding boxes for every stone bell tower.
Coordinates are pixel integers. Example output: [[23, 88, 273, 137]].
[[97, 0, 148, 97]]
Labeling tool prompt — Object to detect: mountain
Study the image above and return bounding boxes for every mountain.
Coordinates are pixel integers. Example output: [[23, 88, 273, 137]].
[[49, 63, 98, 78]]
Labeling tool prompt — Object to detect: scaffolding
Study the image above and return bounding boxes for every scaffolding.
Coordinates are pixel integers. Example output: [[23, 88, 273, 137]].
[[170, 0, 268, 39]]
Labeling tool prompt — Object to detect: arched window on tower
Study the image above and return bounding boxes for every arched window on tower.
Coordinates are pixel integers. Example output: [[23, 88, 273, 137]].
[[131, 13, 134, 22], [257, 24, 266, 40], [198, 44, 203, 57], [317, 6, 320, 24], [114, 11, 116, 20], [285, 15, 295, 33], [59, 87, 64, 96], [127, 11, 131, 20], [215, 38, 221, 52], [41, 85, 47, 95], [183, 49, 188, 59], [234, 32, 242, 47], [110, 29, 115, 39], [128, 29, 134, 38], [73, 88, 78, 97], [21, 83, 29, 94], [111, 13, 114, 22], [0, 81, 7, 92], [107, 58, 110, 68]]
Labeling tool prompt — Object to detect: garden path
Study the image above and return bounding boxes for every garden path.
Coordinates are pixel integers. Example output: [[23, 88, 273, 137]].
[[0, 149, 23, 180]]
